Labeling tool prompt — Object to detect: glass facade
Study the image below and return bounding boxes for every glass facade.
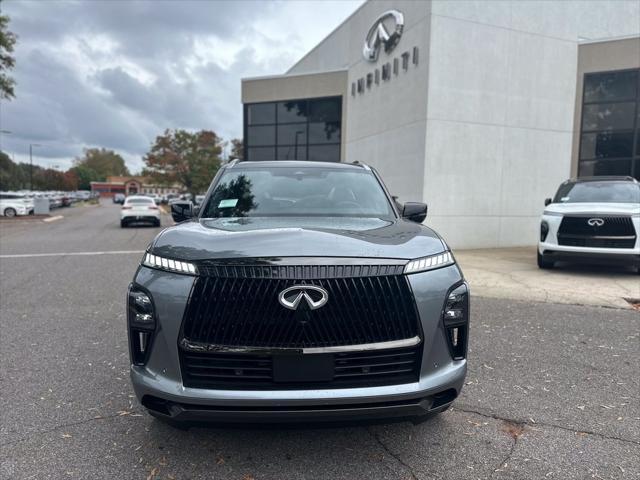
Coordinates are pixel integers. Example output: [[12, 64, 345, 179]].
[[579, 69, 640, 180], [244, 97, 342, 162]]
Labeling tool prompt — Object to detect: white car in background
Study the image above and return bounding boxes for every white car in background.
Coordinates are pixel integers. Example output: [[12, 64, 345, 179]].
[[538, 176, 640, 273], [0, 192, 34, 217], [120, 196, 161, 228]]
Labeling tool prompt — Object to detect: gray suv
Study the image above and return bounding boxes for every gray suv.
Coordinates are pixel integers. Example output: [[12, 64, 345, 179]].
[[128, 161, 469, 427]]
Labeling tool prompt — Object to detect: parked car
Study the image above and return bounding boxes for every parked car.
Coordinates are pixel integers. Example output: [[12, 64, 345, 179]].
[[0, 192, 33, 217], [113, 193, 126, 204], [120, 196, 161, 228], [538, 176, 640, 272], [128, 160, 469, 428], [194, 194, 205, 206]]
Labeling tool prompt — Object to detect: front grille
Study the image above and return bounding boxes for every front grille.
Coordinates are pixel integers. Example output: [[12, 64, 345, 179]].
[[180, 264, 420, 349], [558, 216, 636, 249], [181, 345, 422, 390]]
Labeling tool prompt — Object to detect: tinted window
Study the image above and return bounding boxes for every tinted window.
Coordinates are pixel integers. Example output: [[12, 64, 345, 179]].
[[277, 124, 307, 145], [247, 125, 275, 146], [580, 132, 634, 159], [553, 181, 639, 204], [584, 70, 637, 102], [126, 198, 154, 205], [277, 145, 307, 161], [277, 101, 307, 123], [308, 145, 340, 162], [202, 167, 393, 219], [581, 103, 635, 131], [247, 103, 275, 125], [246, 147, 275, 161]]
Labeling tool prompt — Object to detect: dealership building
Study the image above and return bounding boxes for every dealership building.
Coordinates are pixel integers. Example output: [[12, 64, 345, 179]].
[[241, 0, 640, 248]]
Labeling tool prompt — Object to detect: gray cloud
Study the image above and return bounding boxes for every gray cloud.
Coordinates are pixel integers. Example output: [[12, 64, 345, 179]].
[[0, 0, 363, 171]]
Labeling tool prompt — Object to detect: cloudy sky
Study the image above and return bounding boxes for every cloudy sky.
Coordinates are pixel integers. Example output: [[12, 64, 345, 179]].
[[0, 0, 363, 172]]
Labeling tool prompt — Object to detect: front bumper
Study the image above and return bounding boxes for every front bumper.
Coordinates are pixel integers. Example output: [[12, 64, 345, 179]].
[[131, 360, 465, 425]]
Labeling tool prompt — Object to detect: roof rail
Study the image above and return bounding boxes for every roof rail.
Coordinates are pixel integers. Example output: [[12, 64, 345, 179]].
[[350, 160, 370, 170]]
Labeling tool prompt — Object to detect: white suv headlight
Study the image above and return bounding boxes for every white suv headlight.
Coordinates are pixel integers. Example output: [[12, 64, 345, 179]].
[[142, 253, 198, 275], [404, 251, 455, 274]]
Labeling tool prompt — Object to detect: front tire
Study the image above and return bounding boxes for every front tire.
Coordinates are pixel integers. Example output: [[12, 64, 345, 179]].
[[4, 207, 16, 218], [120, 220, 127, 228], [537, 251, 554, 269]]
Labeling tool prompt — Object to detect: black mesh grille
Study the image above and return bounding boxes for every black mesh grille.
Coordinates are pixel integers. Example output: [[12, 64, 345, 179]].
[[558, 216, 636, 249], [180, 265, 420, 349], [181, 345, 421, 390]]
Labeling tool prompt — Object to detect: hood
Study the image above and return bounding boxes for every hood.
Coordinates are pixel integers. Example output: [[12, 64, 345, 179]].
[[151, 217, 446, 261], [544, 202, 640, 216]]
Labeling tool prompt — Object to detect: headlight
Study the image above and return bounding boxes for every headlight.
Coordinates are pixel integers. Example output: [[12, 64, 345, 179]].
[[127, 286, 156, 365], [404, 251, 454, 274], [540, 221, 549, 242], [443, 283, 469, 360], [142, 252, 197, 275], [542, 210, 563, 216]]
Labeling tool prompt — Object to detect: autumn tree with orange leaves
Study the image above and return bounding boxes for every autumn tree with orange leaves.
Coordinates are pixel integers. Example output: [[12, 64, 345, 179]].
[[143, 129, 223, 198]]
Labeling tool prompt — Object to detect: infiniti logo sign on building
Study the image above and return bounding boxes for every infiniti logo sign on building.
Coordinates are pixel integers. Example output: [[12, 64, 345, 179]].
[[362, 10, 404, 62], [353, 9, 419, 98]]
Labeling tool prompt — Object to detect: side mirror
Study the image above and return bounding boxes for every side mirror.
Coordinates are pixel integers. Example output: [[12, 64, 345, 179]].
[[544, 198, 552, 206], [402, 202, 428, 223], [171, 201, 194, 222]]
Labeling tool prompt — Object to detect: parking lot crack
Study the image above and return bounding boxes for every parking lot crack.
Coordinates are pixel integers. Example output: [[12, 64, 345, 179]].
[[454, 405, 640, 446], [0, 409, 144, 448], [366, 427, 419, 480]]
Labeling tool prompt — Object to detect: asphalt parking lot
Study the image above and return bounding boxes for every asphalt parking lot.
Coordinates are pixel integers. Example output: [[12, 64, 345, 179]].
[[0, 201, 638, 480]]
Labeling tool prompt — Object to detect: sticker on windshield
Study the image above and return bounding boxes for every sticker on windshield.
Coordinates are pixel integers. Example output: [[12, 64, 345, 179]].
[[560, 196, 570, 202], [218, 199, 238, 208]]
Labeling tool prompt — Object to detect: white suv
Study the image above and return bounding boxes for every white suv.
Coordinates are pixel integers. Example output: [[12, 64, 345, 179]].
[[538, 177, 640, 273]]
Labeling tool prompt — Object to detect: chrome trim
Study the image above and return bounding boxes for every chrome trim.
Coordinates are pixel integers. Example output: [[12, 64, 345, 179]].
[[179, 336, 421, 355]]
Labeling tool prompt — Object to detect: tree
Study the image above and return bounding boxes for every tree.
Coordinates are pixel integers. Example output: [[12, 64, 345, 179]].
[[0, 2, 17, 100], [68, 164, 99, 190], [229, 138, 244, 161], [73, 148, 129, 180], [143, 129, 223, 196]]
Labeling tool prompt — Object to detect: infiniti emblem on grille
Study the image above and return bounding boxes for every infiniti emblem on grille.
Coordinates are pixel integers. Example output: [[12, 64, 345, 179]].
[[587, 218, 605, 227], [278, 285, 329, 311]]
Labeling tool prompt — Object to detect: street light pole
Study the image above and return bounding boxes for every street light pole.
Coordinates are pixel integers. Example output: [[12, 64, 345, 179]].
[[29, 143, 41, 191]]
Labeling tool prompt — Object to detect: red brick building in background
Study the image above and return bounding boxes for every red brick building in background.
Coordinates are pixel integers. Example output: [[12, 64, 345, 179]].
[[90, 176, 181, 198]]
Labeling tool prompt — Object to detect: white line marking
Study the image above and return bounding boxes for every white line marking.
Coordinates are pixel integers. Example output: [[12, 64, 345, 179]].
[[0, 250, 145, 259], [43, 215, 64, 222]]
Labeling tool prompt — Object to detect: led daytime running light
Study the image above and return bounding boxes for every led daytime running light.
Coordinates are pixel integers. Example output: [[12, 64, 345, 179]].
[[404, 251, 454, 274], [143, 253, 197, 275]]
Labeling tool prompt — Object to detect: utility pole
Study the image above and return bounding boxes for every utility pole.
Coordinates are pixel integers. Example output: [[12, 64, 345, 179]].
[[29, 144, 41, 191]]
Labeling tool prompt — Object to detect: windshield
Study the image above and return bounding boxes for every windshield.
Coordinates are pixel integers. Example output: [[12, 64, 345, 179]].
[[201, 166, 395, 219], [553, 181, 640, 204]]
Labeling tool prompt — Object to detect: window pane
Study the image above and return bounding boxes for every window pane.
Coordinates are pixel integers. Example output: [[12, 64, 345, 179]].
[[247, 125, 275, 146], [277, 145, 307, 160], [584, 70, 638, 103], [580, 131, 634, 159], [247, 103, 275, 125], [246, 147, 275, 161], [277, 101, 308, 123], [582, 102, 635, 131], [578, 158, 632, 177], [309, 98, 341, 122], [277, 124, 307, 145], [308, 122, 341, 144], [308, 145, 340, 162]]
